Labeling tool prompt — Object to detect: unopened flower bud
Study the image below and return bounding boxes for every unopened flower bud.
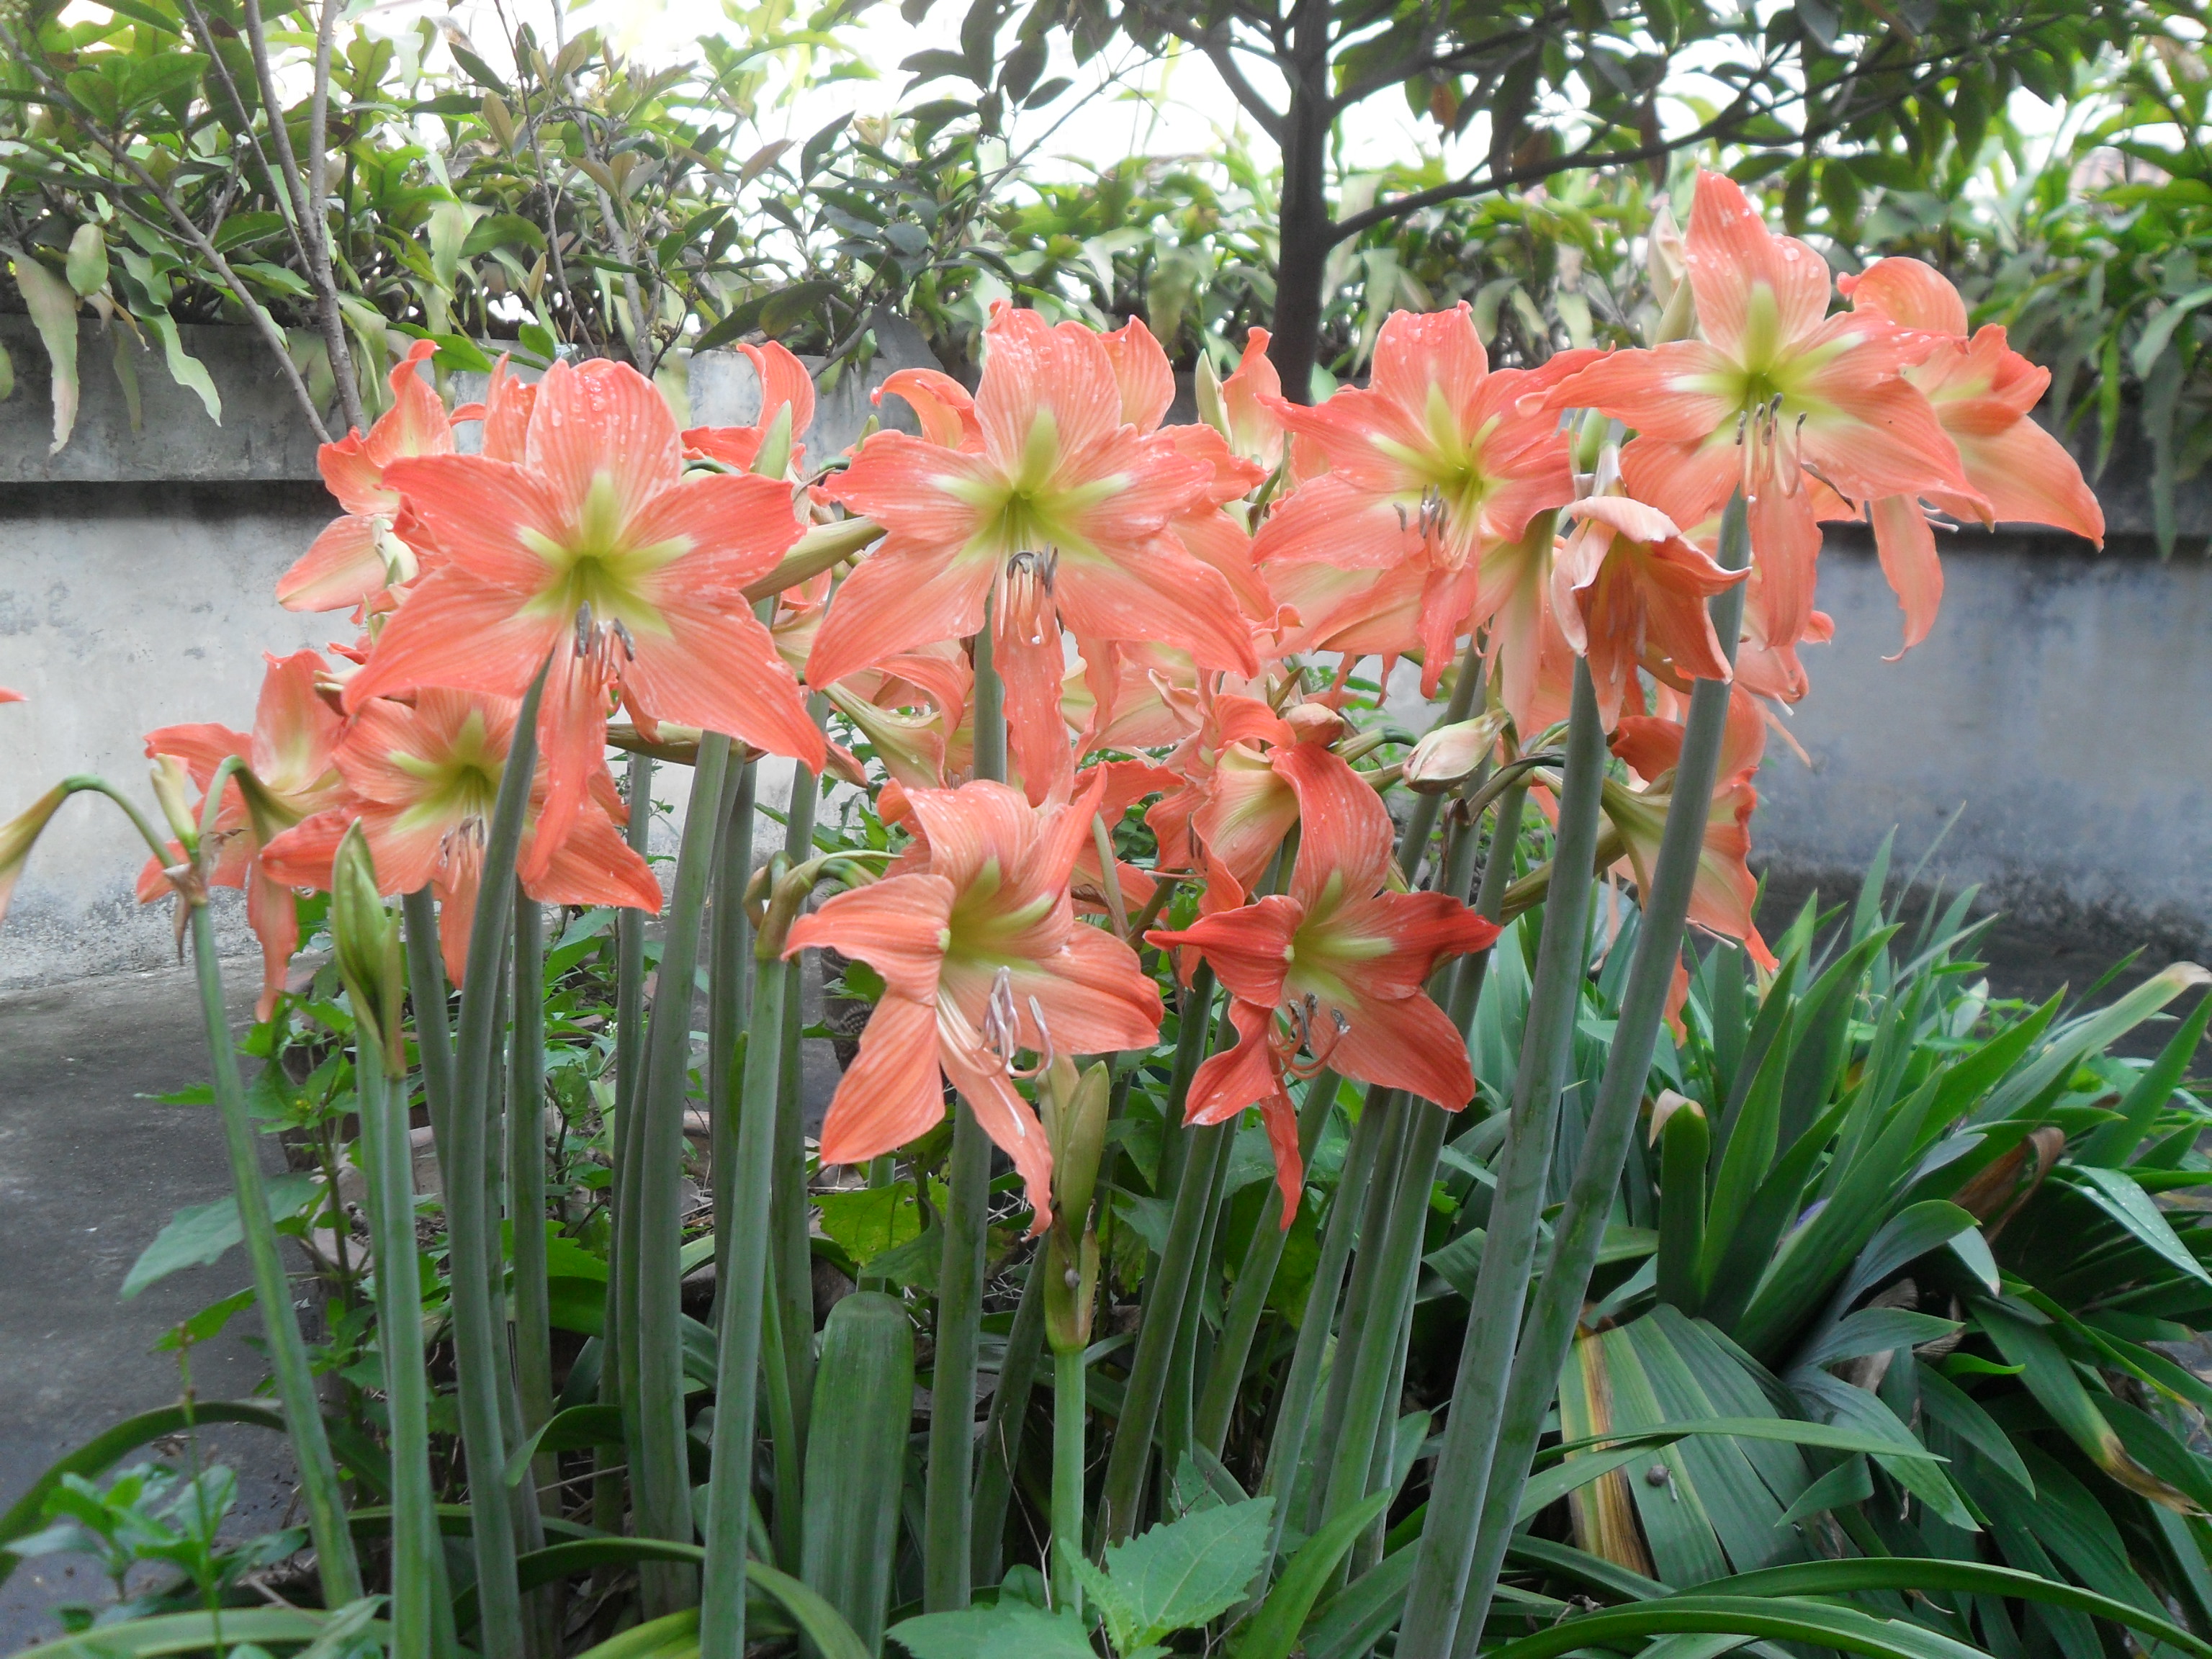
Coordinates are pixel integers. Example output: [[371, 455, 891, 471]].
[[0, 781, 71, 930], [1043, 1058, 1111, 1232], [750, 403, 796, 480], [148, 755, 199, 847], [1195, 351, 1228, 439], [331, 821, 404, 1061], [1406, 710, 1510, 793]]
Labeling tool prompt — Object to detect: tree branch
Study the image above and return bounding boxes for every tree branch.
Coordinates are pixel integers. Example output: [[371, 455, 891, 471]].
[[1325, 19, 2056, 246], [305, 0, 364, 433], [1129, 4, 1288, 138]]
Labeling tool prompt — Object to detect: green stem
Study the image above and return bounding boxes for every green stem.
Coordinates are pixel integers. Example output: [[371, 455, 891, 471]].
[[444, 662, 549, 1658], [634, 732, 732, 1613], [972, 1249, 1048, 1588], [606, 751, 654, 1514], [1436, 493, 1752, 1659], [1305, 1097, 1406, 1533], [1096, 1119, 1234, 1545], [509, 888, 553, 1459], [762, 1254, 806, 1572], [401, 888, 454, 1164], [357, 1020, 438, 1651], [1161, 1135, 1232, 1480], [1392, 655, 1617, 1658], [926, 1100, 992, 1608], [1254, 1084, 1389, 1584], [925, 610, 1003, 1607], [1321, 1097, 1444, 1546], [1195, 1069, 1338, 1457], [710, 757, 758, 1334], [771, 735, 825, 1475], [698, 896, 794, 1655], [184, 903, 363, 1609], [1053, 1345, 1088, 1619]]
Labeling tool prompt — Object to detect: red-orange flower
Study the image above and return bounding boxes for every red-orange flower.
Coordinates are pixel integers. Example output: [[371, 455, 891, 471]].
[[1148, 742, 1499, 1213], [785, 773, 1163, 1223], [683, 340, 818, 476], [137, 650, 349, 1017], [341, 358, 824, 881], [1602, 686, 1775, 969], [812, 304, 1257, 805], [1552, 170, 1977, 680], [1551, 488, 1747, 727], [1254, 305, 1591, 691], [1839, 257, 2104, 655], [263, 688, 660, 986], [276, 340, 453, 613]]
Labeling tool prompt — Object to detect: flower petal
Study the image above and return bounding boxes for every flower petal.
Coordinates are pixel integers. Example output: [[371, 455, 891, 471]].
[[786, 873, 956, 1000], [818, 994, 949, 1164]]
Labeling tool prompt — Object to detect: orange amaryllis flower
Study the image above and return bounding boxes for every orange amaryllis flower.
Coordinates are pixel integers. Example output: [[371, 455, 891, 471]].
[[276, 341, 454, 613], [874, 367, 982, 449], [1552, 170, 1977, 669], [1253, 305, 1592, 692], [262, 688, 661, 986], [683, 340, 817, 475], [341, 357, 824, 881], [812, 303, 1257, 805], [785, 774, 1163, 1223], [1838, 257, 2104, 655], [0, 687, 22, 702], [1147, 695, 1347, 913], [1148, 742, 1499, 1214], [1599, 686, 1775, 969], [137, 650, 349, 1017], [1551, 487, 1747, 727]]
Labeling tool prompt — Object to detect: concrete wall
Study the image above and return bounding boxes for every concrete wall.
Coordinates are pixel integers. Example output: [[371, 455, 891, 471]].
[[4, 310, 2207, 984], [0, 314, 937, 989], [1750, 524, 2212, 956]]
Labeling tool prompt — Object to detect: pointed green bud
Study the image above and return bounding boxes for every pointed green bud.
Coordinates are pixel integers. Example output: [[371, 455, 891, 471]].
[[331, 821, 404, 1062], [750, 401, 796, 479], [1405, 709, 1511, 794], [1195, 350, 1228, 438], [1043, 1058, 1111, 1233], [148, 755, 200, 848], [0, 781, 71, 930]]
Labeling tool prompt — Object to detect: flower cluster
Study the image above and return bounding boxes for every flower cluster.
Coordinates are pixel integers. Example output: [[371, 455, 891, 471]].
[[89, 168, 2095, 1218]]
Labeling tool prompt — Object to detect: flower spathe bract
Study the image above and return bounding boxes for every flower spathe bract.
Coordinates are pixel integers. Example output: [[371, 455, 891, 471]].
[[340, 356, 824, 881], [785, 773, 1163, 1226], [1148, 742, 1500, 1215]]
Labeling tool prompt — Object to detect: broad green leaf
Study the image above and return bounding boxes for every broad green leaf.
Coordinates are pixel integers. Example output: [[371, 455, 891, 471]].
[[1797, 1308, 1959, 1368], [1916, 1362, 2033, 1495], [802, 1292, 914, 1655], [1714, 1558, 2212, 1659], [890, 1602, 1094, 1658], [143, 310, 221, 424], [9, 251, 79, 452], [64, 222, 107, 297], [2062, 1164, 2212, 1286], [13, 1607, 374, 1656], [1236, 1490, 1390, 1659], [1775, 1454, 1872, 1526], [814, 1183, 922, 1267], [1977, 1298, 2190, 1508], [121, 1171, 318, 1298], [573, 1609, 705, 1659], [1079, 1496, 1273, 1651], [1490, 1593, 1990, 1659]]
